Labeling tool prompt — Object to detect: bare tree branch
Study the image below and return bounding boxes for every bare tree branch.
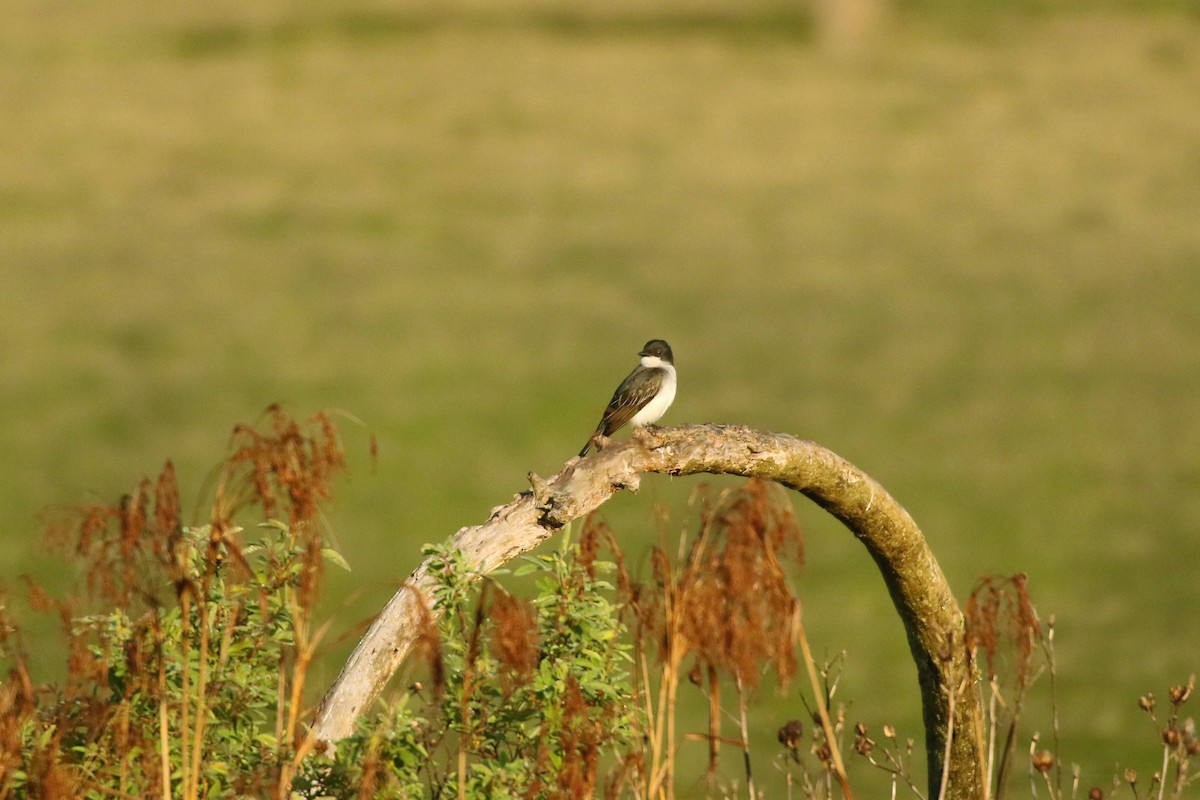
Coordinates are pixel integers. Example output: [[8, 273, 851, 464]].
[[310, 423, 985, 799]]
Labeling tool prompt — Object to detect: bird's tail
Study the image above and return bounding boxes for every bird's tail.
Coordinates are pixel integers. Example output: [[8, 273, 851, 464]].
[[578, 434, 597, 458], [578, 424, 604, 458]]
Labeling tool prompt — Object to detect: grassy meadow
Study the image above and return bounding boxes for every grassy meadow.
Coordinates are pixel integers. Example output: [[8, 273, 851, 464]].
[[2, 0, 1199, 794]]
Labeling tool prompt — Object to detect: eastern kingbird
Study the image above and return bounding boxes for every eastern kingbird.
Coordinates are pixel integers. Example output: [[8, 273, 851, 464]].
[[578, 339, 676, 457]]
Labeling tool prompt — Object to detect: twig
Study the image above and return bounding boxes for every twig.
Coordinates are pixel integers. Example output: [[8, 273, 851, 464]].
[[1043, 617, 1063, 797], [985, 678, 999, 800], [938, 678, 957, 800], [156, 624, 171, 800], [735, 673, 757, 800], [796, 607, 852, 799], [179, 589, 192, 800]]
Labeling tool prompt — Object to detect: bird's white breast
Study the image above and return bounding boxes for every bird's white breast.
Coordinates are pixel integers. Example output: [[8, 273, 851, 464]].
[[630, 361, 676, 428]]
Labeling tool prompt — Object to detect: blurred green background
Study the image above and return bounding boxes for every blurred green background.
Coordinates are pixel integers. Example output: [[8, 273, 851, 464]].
[[2, 0, 1198, 793]]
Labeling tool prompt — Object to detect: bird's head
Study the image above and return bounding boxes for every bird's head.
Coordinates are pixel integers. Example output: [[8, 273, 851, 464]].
[[639, 339, 674, 365]]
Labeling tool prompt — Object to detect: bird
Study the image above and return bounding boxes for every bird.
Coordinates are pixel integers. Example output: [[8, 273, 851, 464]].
[[578, 339, 677, 458]]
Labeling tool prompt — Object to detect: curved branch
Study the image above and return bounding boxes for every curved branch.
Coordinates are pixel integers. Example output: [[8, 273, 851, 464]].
[[310, 424, 984, 799]]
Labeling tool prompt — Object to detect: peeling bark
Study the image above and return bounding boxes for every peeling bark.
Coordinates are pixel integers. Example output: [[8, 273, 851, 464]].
[[309, 424, 984, 799]]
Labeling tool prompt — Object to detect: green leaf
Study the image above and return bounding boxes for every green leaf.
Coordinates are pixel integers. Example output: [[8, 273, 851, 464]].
[[321, 547, 352, 572]]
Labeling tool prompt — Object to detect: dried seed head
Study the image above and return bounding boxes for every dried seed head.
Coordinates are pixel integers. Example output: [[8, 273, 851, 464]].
[[815, 745, 832, 765], [964, 573, 1041, 685], [1087, 788, 1104, 800], [1163, 726, 1181, 747], [853, 727, 875, 756], [882, 723, 897, 739], [1184, 718, 1198, 755], [671, 479, 804, 691], [777, 720, 805, 752], [1169, 675, 1195, 706], [1139, 694, 1156, 714], [1124, 768, 1137, 785], [778, 719, 805, 764], [490, 592, 539, 693], [1032, 750, 1055, 774]]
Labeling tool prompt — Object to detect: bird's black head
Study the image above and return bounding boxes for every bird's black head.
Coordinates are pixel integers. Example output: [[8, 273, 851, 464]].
[[639, 339, 674, 364]]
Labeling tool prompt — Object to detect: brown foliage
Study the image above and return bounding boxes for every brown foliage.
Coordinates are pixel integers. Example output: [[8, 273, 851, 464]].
[[623, 478, 806, 795], [489, 590, 539, 695], [672, 478, 804, 689], [964, 573, 1041, 685], [2, 407, 349, 800]]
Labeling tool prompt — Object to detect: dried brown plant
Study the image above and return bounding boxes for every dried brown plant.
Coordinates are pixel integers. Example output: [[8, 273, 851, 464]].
[[627, 478, 806, 798], [2, 407, 350, 800], [489, 590, 539, 696], [964, 574, 1044, 800]]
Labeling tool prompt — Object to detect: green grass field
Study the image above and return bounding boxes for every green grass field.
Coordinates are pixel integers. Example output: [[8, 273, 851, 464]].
[[2, 1, 1198, 794]]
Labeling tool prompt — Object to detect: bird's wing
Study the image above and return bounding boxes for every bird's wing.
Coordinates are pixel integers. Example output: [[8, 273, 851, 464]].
[[598, 367, 666, 435]]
